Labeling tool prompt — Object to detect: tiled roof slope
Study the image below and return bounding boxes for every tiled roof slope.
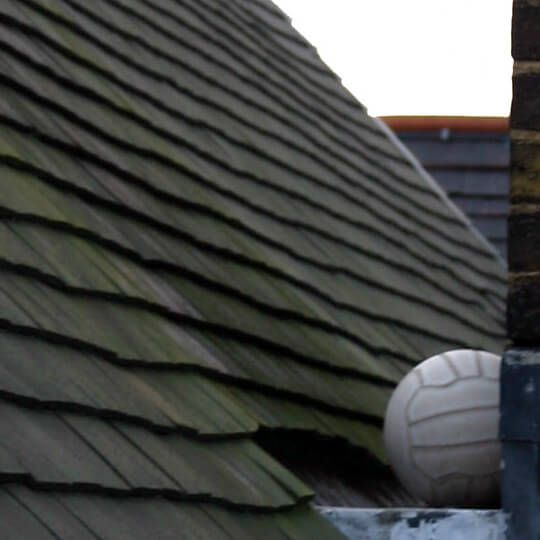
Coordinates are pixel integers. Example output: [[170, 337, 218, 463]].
[[0, 0, 506, 536]]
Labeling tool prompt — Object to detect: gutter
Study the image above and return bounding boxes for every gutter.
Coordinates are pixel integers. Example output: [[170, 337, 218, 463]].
[[379, 116, 509, 134]]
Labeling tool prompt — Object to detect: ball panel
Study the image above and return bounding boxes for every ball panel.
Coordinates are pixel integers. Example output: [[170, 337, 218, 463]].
[[410, 407, 500, 447], [407, 378, 499, 424], [477, 351, 501, 379], [412, 441, 501, 478], [445, 350, 480, 378], [415, 357, 456, 386], [383, 369, 430, 500]]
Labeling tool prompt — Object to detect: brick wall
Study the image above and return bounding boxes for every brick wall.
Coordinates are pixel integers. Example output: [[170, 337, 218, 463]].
[[508, 0, 540, 342]]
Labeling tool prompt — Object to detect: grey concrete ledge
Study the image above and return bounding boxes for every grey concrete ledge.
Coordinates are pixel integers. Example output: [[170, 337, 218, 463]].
[[319, 507, 508, 540]]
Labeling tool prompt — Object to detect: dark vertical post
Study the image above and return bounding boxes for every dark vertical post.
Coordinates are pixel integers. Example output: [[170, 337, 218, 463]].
[[500, 2, 540, 538]]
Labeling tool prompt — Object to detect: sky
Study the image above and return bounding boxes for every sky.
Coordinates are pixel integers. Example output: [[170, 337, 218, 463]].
[[272, 0, 513, 117]]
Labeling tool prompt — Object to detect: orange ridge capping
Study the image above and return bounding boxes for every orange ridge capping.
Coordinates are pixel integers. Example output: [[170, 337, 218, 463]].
[[379, 116, 509, 134]]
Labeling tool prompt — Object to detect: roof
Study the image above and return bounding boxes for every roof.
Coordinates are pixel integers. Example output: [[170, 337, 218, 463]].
[[0, 0, 507, 536], [381, 117, 510, 259]]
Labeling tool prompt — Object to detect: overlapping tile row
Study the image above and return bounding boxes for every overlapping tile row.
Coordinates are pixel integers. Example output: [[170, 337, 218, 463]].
[[0, 173, 501, 371], [0, 13, 495, 311], [0, 401, 314, 506], [0, 20, 505, 335], [6, 0, 507, 275], [0, 329, 384, 452], [0, 485, 342, 540], [0, 0, 506, 535], [234, 0, 332, 79]]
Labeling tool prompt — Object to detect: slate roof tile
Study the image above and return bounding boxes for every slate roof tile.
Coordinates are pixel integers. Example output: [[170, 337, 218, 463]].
[[0, 0, 506, 535], [2, 485, 342, 540], [0, 399, 313, 507]]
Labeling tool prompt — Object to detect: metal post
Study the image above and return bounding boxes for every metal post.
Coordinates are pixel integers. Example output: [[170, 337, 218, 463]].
[[500, 350, 540, 539]]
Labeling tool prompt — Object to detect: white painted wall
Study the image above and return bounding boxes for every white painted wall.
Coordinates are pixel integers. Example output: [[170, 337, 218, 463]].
[[319, 508, 507, 540]]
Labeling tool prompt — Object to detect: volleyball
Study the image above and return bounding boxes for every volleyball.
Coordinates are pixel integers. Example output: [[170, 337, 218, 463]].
[[383, 349, 501, 507]]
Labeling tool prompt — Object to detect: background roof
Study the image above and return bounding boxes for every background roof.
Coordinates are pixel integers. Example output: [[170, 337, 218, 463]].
[[382, 117, 510, 260]]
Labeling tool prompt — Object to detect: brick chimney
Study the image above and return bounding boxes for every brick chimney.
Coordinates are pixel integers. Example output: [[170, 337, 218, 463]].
[[508, 0, 540, 338], [500, 2, 540, 538]]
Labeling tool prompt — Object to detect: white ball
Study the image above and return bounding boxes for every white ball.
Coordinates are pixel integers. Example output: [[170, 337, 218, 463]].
[[383, 350, 501, 507]]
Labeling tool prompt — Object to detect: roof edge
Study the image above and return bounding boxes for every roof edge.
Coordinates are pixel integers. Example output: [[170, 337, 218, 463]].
[[373, 117, 507, 269]]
